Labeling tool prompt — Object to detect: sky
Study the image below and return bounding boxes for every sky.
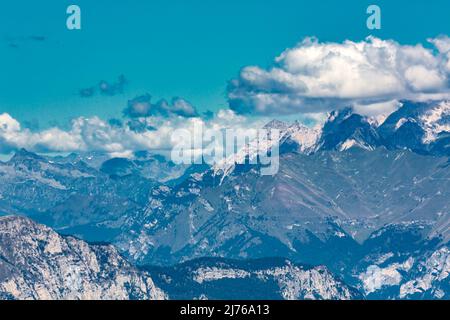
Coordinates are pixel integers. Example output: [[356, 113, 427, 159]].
[[1, 0, 450, 158], [1, 0, 450, 128]]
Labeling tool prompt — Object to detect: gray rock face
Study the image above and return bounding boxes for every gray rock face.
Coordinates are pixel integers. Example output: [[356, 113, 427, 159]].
[[357, 245, 450, 299], [0, 216, 166, 300], [146, 257, 363, 300]]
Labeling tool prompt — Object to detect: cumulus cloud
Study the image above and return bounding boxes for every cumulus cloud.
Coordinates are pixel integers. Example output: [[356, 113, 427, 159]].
[[123, 94, 199, 118], [0, 113, 82, 154], [0, 110, 263, 157], [228, 36, 450, 116], [5, 36, 450, 156]]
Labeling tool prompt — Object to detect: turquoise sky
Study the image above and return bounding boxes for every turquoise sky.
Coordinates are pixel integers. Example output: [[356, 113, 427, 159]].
[[1, 0, 449, 128]]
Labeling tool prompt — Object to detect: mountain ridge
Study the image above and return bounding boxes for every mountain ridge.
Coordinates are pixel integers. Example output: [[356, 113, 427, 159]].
[[0, 99, 449, 299], [0, 215, 362, 300]]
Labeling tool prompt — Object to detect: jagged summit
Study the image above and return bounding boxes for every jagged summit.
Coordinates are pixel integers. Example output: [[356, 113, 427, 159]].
[[263, 119, 291, 130], [316, 100, 450, 154], [6, 100, 450, 171], [212, 119, 321, 178], [9, 148, 45, 163], [318, 109, 381, 152], [211, 100, 450, 180], [378, 100, 450, 155]]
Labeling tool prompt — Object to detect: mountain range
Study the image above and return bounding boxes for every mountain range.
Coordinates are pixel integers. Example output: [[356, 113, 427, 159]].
[[0, 216, 359, 300], [0, 100, 449, 299]]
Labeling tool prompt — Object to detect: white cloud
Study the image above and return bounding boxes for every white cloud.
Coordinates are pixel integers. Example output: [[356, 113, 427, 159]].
[[404, 65, 445, 91], [0, 111, 265, 156], [0, 113, 83, 153], [228, 36, 450, 116], [353, 100, 402, 117], [428, 36, 450, 54]]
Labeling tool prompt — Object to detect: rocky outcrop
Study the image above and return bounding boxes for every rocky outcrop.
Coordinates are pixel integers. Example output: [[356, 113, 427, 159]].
[[0, 216, 166, 300]]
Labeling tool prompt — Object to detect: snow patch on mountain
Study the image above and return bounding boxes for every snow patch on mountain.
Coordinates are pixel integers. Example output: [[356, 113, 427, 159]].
[[338, 139, 375, 151], [365, 114, 388, 127], [395, 118, 413, 131], [420, 101, 450, 143]]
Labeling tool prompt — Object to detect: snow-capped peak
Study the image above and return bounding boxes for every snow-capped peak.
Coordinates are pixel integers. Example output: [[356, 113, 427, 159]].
[[213, 120, 321, 180], [263, 119, 291, 131], [9, 148, 46, 163], [365, 114, 389, 127], [288, 121, 322, 153]]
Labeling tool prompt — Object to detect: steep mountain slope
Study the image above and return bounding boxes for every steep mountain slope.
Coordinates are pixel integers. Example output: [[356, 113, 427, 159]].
[[0, 216, 166, 300], [2, 215, 444, 300], [317, 108, 381, 152], [378, 100, 450, 156], [119, 146, 449, 268], [300, 100, 450, 156]]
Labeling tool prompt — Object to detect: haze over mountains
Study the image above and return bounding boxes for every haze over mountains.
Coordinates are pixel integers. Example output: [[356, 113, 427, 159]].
[[0, 100, 449, 299]]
